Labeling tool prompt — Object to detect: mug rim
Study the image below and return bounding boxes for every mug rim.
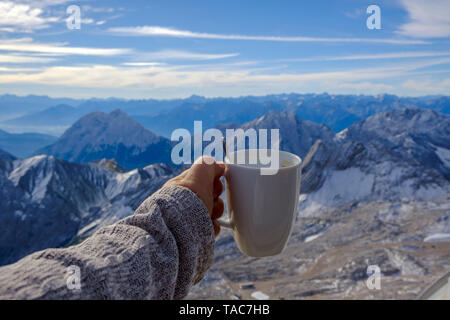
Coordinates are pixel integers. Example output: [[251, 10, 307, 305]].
[[224, 148, 302, 170]]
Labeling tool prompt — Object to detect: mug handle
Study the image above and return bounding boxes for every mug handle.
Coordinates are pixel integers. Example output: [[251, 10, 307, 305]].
[[216, 170, 234, 229], [217, 217, 234, 229]]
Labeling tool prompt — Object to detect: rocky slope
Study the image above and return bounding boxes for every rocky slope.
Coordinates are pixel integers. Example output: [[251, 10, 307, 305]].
[[0, 153, 177, 266], [218, 110, 335, 159], [188, 108, 450, 300], [299, 109, 450, 209], [188, 196, 450, 300]]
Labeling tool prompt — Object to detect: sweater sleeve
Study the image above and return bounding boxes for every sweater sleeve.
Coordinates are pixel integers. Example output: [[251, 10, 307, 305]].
[[0, 186, 215, 300]]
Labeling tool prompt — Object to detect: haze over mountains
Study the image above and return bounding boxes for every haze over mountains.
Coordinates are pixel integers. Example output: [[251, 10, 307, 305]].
[[1, 93, 449, 138], [0, 129, 57, 159]]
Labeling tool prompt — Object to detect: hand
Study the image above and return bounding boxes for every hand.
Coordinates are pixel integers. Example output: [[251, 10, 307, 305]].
[[163, 156, 225, 237]]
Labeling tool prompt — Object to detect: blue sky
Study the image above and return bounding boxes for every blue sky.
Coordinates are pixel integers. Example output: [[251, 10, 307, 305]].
[[0, 0, 450, 98]]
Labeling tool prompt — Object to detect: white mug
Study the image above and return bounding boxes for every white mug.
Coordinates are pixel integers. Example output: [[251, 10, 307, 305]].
[[218, 149, 302, 257]]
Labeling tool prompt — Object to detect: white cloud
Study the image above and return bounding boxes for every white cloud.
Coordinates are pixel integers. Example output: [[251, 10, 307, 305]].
[[108, 25, 428, 45], [81, 18, 95, 25], [0, 57, 443, 90], [16, 0, 72, 7], [338, 81, 394, 92], [0, 53, 57, 63], [0, 38, 131, 56], [0, 27, 16, 32], [81, 5, 114, 13], [397, 0, 450, 38], [138, 50, 239, 61], [0, 0, 60, 32], [283, 51, 450, 62], [0, 66, 39, 72], [344, 8, 364, 19], [122, 62, 164, 67], [402, 78, 450, 94], [1, 52, 449, 97]]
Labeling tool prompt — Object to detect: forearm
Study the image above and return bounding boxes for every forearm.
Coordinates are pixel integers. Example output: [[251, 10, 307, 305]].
[[0, 186, 215, 300]]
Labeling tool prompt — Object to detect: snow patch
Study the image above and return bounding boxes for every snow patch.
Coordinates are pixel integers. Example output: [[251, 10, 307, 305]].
[[31, 171, 52, 201], [14, 210, 26, 221], [434, 145, 450, 168], [105, 169, 140, 198], [251, 291, 269, 300], [303, 168, 374, 207], [424, 233, 450, 242], [335, 128, 348, 141], [304, 231, 326, 243]]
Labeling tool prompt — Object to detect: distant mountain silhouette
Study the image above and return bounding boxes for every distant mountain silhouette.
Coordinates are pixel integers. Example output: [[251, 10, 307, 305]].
[[1, 93, 449, 137], [0, 129, 57, 158], [3, 104, 83, 127]]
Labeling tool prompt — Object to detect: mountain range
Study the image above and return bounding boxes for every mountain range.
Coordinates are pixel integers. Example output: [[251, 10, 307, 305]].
[[0, 129, 57, 158], [0, 150, 177, 266], [1, 93, 449, 137], [188, 108, 450, 300], [0, 103, 449, 299]]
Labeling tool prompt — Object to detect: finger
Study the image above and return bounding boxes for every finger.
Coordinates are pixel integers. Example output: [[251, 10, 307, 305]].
[[211, 197, 224, 220], [213, 176, 223, 198], [193, 156, 225, 184], [213, 220, 220, 237], [214, 162, 226, 179]]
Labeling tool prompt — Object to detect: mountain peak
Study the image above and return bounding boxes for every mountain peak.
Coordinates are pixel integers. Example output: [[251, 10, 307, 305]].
[[93, 158, 127, 173], [348, 108, 448, 139], [37, 110, 172, 169], [66, 109, 159, 147], [238, 110, 334, 158], [109, 109, 128, 118]]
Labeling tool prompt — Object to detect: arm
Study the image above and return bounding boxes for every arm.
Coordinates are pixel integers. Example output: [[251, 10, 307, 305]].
[[0, 185, 215, 300]]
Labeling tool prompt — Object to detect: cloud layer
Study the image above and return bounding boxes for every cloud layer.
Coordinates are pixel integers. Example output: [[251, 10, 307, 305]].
[[0, 38, 130, 56], [0, 1, 59, 32], [397, 0, 450, 38], [108, 25, 428, 45]]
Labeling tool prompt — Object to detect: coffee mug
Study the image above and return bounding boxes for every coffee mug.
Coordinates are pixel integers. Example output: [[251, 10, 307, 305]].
[[218, 149, 302, 257]]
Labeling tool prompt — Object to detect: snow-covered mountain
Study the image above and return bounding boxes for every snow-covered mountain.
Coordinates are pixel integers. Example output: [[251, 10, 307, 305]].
[[219, 110, 335, 159], [342, 108, 450, 179], [0, 152, 177, 266], [1, 107, 449, 299], [222, 109, 450, 208], [37, 110, 173, 170], [189, 108, 450, 300], [240, 110, 335, 158], [298, 109, 450, 213]]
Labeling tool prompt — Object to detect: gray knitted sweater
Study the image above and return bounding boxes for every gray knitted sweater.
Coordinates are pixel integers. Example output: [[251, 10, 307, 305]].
[[0, 186, 215, 300]]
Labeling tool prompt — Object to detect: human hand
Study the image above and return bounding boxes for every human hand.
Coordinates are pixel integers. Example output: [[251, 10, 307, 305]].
[[163, 156, 225, 237]]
